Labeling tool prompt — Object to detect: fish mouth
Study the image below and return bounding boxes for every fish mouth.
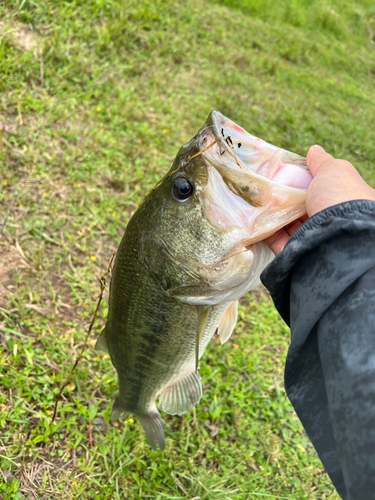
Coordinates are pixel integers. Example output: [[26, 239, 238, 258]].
[[199, 111, 313, 245], [139, 111, 313, 306]]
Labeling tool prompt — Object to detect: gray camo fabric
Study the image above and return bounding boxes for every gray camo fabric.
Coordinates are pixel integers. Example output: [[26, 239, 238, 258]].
[[261, 200, 375, 500]]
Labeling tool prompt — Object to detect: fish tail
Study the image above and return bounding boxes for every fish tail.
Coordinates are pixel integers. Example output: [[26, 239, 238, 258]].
[[110, 398, 165, 451], [138, 410, 165, 451]]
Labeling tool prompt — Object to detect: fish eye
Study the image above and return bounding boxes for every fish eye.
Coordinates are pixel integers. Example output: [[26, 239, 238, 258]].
[[173, 177, 194, 201]]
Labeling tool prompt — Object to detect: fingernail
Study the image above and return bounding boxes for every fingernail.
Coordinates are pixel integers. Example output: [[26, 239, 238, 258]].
[[312, 145, 325, 152]]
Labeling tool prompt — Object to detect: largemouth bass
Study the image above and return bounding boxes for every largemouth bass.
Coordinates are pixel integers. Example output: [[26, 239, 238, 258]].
[[97, 111, 312, 450]]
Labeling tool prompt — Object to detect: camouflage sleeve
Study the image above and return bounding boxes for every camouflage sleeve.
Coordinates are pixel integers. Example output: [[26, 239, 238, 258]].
[[260, 200, 375, 500]]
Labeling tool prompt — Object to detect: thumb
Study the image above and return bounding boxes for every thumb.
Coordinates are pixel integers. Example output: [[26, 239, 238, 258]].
[[306, 145, 334, 177]]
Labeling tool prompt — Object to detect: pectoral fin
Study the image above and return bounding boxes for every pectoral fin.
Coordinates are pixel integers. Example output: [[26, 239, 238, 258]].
[[218, 301, 238, 344], [159, 369, 202, 415]]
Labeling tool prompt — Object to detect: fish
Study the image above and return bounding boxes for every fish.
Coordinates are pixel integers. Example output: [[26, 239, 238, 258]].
[[96, 111, 312, 450]]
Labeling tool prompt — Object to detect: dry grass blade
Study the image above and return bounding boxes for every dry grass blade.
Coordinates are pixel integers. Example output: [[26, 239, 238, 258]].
[[171, 472, 190, 497], [24, 304, 52, 316], [0, 453, 21, 466]]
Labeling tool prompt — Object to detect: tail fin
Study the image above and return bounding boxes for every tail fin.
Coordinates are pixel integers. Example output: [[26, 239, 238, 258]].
[[138, 411, 165, 451], [110, 398, 165, 451]]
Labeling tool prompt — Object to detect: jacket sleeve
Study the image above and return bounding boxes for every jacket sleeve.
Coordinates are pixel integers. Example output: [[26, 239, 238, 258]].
[[260, 200, 375, 500]]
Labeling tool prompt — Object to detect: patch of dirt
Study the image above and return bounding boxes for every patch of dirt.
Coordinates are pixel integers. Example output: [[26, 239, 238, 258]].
[[0, 119, 17, 134], [0, 20, 41, 56], [0, 245, 33, 302]]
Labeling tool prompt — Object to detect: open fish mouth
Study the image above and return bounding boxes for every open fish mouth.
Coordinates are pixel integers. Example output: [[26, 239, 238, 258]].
[[199, 111, 312, 246], [155, 111, 313, 305], [138, 111, 313, 306]]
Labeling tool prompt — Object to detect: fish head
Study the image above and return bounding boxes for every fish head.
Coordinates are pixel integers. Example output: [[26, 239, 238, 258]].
[[137, 111, 312, 305]]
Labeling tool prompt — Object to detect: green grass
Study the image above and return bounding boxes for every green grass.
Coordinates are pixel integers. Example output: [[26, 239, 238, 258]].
[[0, 0, 374, 498]]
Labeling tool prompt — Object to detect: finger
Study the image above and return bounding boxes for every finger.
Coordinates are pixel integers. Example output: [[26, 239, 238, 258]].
[[306, 145, 334, 176], [265, 229, 290, 255], [265, 216, 308, 255], [282, 215, 308, 234], [285, 218, 304, 236]]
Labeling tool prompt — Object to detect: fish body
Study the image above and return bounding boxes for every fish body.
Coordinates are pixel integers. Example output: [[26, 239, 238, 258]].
[[98, 111, 312, 450]]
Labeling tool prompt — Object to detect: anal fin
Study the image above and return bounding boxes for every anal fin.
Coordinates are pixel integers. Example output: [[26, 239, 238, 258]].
[[218, 301, 238, 345], [95, 328, 110, 354], [159, 369, 202, 416]]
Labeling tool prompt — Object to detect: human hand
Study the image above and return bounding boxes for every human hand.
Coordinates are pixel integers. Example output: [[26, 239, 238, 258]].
[[265, 145, 375, 255]]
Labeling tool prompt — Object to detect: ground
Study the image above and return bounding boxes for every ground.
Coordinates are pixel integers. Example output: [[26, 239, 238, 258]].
[[0, 0, 375, 499]]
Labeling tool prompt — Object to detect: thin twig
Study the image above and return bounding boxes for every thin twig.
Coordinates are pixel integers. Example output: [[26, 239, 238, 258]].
[[52, 252, 117, 422]]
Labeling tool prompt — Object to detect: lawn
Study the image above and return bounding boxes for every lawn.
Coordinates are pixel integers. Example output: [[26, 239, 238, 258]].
[[0, 0, 374, 498]]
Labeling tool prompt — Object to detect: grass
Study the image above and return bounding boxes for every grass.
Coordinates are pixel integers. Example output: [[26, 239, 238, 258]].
[[0, 0, 374, 498]]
